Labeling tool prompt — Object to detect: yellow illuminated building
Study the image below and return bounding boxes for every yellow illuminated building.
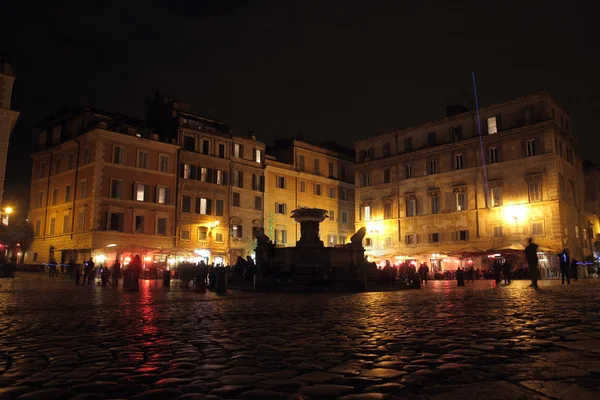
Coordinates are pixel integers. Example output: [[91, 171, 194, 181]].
[[354, 92, 594, 271], [0, 58, 19, 206], [264, 138, 355, 246]]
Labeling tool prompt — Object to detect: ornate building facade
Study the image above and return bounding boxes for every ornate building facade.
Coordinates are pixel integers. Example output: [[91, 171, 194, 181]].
[[354, 91, 594, 270], [27, 106, 178, 264], [264, 138, 355, 247]]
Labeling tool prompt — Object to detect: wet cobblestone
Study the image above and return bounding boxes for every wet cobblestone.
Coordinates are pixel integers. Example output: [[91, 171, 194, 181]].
[[1, 273, 600, 399]]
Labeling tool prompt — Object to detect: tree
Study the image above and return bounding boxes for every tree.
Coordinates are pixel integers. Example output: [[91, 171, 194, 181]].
[[0, 222, 34, 264]]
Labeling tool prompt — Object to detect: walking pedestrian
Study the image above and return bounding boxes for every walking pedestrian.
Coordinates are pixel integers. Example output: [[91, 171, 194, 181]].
[[502, 259, 512, 284], [559, 249, 570, 285], [84, 258, 95, 286], [129, 255, 142, 291], [68, 258, 75, 279], [525, 238, 540, 289]]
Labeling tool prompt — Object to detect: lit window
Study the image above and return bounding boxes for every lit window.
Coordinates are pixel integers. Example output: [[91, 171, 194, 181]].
[[363, 205, 371, 221], [157, 186, 168, 204], [234, 143, 243, 158], [456, 192, 467, 211], [135, 183, 149, 201], [491, 187, 502, 207], [254, 148, 262, 163], [487, 117, 497, 134]]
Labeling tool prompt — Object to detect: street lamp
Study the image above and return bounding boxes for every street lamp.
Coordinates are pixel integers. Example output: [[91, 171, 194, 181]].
[[1, 206, 13, 226]]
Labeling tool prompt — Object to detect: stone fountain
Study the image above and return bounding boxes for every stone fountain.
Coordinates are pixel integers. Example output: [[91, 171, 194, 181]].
[[253, 208, 376, 289]]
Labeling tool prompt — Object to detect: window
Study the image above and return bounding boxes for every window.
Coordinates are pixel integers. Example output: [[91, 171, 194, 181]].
[[405, 234, 417, 245], [252, 174, 264, 191], [314, 183, 322, 195], [182, 195, 192, 213], [280, 229, 287, 245], [384, 203, 393, 219], [200, 167, 209, 182], [82, 147, 89, 164], [135, 215, 145, 233], [181, 229, 191, 240], [231, 224, 243, 238], [364, 238, 372, 247], [493, 226, 504, 238], [328, 187, 336, 198], [491, 187, 502, 207], [428, 159, 438, 175], [404, 165, 413, 179], [216, 199, 224, 216], [489, 147, 498, 164], [340, 188, 348, 201], [340, 236, 347, 245], [234, 143, 244, 158], [487, 117, 498, 134], [182, 164, 192, 179], [197, 227, 208, 241], [202, 140, 210, 155], [54, 158, 61, 175], [157, 186, 169, 204], [532, 222, 544, 236], [362, 173, 371, 186], [49, 217, 56, 235], [456, 192, 467, 211], [275, 202, 287, 214], [328, 162, 334, 178], [276, 176, 286, 189], [110, 179, 123, 199], [524, 107, 532, 125], [35, 192, 44, 208], [526, 139, 536, 157], [528, 181, 541, 202], [341, 212, 348, 224], [113, 145, 125, 165], [40, 162, 46, 178], [329, 210, 335, 221], [253, 148, 262, 163], [159, 155, 169, 172], [137, 151, 149, 168], [35, 220, 41, 236], [340, 164, 346, 180], [197, 198, 212, 215], [299, 155, 305, 171], [327, 234, 336, 247], [428, 131, 436, 147], [314, 158, 320, 175], [384, 236, 393, 248], [456, 230, 469, 241], [455, 154, 464, 170], [52, 188, 58, 205], [254, 196, 262, 211], [383, 168, 391, 183], [65, 185, 71, 202], [77, 212, 84, 231], [450, 125, 462, 141], [215, 170, 225, 185], [300, 181, 306, 192], [183, 135, 195, 151], [157, 217, 167, 235], [215, 232, 223, 243], [62, 214, 69, 234], [218, 143, 225, 158], [431, 195, 440, 214], [80, 180, 88, 198], [134, 183, 149, 202], [108, 212, 124, 232], [406, 197, 416, 217], [232, 192, 241, 207], [68, 154, 75, 170], [363, 205, 371, 221], [429, 232, 440, 243], [404, 137, 413, 152], [383, 143, 391, 157], [232, 171, 243, 188]]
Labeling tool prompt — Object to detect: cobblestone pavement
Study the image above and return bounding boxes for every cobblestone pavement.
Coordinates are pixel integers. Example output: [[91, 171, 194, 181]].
[[1, 273, 600, 400]]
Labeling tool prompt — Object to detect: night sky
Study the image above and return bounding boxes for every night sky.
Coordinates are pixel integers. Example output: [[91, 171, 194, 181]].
[[1, 0, 598, 213]]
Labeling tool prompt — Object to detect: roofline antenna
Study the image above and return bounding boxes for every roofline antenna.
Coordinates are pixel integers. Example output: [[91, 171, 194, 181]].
[[472, 71, 490, 205]]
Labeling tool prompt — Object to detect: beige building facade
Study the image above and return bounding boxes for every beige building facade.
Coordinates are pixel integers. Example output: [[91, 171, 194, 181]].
[[354, 91, 591, 270], [0, 59, 19, 205], [27, 107, 178, 265], [265, 139, 355, 247]]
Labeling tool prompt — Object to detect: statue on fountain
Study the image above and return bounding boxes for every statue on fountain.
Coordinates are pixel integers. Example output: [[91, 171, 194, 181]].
[[347, 227, 367, 249], [291, 208, 328, 247]]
